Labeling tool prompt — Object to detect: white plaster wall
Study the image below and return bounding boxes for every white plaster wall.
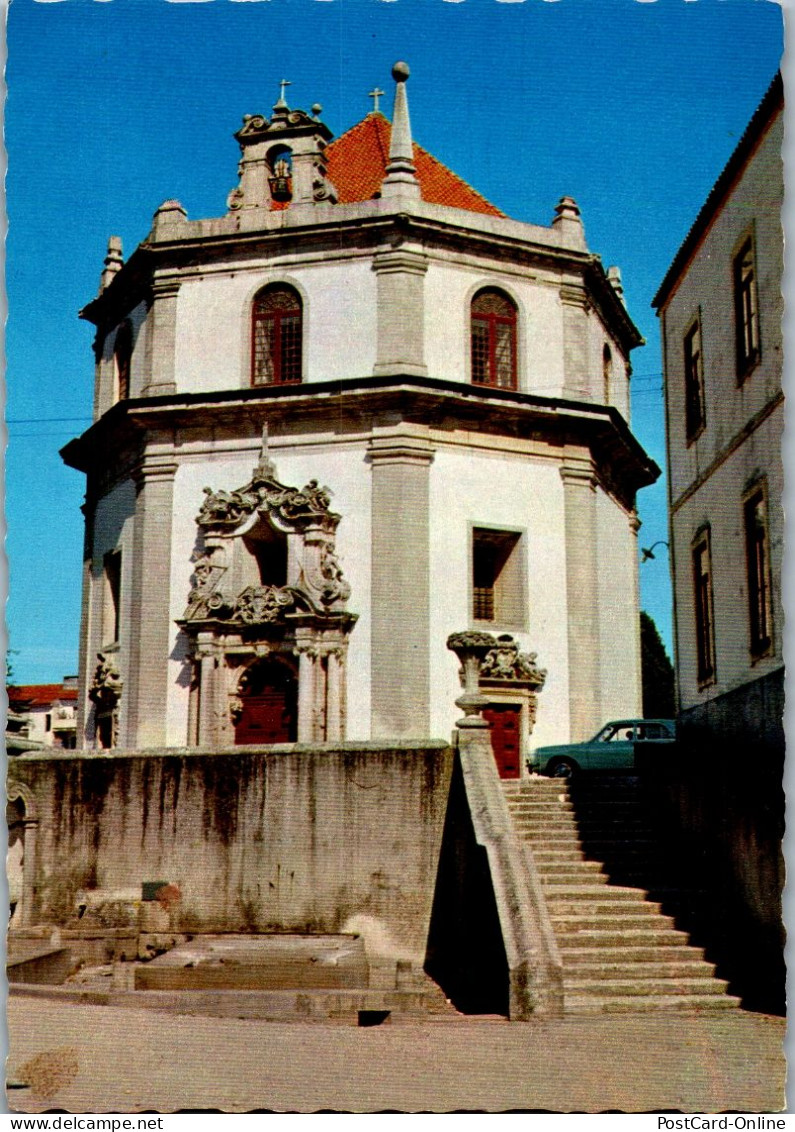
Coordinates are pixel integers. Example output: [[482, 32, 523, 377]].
[[166, 440, 373, 746], [427, 443, 570, 749], [423, 261, 565, 396], [595, 489, 643, 722], [173, 259, 377, 395], [672, 406, 784, 713], [662, 112, 783, 505]]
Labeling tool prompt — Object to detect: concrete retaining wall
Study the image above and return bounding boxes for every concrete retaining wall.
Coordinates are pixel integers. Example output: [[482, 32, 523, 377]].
[[8, 742, 453, 966]]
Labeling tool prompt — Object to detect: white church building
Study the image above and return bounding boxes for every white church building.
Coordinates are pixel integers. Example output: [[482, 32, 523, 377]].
[[62, 64, 658, 775]]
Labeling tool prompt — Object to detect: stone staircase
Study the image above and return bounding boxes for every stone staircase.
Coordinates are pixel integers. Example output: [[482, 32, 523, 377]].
[[504, 775, 741, 1014]]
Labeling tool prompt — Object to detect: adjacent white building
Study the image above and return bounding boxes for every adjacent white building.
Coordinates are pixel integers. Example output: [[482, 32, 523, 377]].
[[653, 72, 784, 752], [62, 64, 657, 774]]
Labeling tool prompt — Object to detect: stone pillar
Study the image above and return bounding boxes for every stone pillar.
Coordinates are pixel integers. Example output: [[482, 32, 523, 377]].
[[18, 817, 38, 928], [560, 283, 591, 402], [369, 432, 434, 738], [325, 648, 343, 741], [560, 456, 601, 741], [125, 453, 178, 748], [142, 279, 180, 396], [196, 645, 217, 747], [372, 249, 428, 377], [297, 646, 318, 743]]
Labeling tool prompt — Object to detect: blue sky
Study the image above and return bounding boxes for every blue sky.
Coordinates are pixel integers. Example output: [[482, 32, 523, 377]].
[[5, 0, 784, 683]]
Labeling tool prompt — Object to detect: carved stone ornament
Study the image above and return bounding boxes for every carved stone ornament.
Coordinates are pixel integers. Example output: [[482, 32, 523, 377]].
[[235, 585, 300, 625], [197, 474, 337, 535], [479, 634, 547, 690], [88, 653, 123, 711]]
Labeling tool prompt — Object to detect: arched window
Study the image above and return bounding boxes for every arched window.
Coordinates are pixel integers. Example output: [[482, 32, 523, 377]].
[[603, 343, 613, 402], [252, 285, 303, 386], [471, 289, 517, 389], [114, 320, 133, 401]]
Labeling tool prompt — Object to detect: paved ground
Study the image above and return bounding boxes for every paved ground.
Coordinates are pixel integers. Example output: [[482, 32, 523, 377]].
[[5, 997, 787, 1113]]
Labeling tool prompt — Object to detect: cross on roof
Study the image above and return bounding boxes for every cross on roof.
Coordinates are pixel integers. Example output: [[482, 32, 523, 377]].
[[276, 79, 292, 107], [368, 87, 385, 113]]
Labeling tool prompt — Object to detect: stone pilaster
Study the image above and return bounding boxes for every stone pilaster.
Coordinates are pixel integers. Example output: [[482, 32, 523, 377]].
[[560, 283, 591, 401], [76, 496, 95, 748], [560, 456, 601, 741], [372, 249, 428, 377], [296, 645, 319, 743], [369, 432, 434, 738], [142, 279, 180, 396], [325, 648, 344, 742], [125, 454, 178, 748]]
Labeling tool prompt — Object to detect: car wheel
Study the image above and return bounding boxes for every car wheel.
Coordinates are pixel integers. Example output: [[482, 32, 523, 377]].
[[550, 759, 576, 779]]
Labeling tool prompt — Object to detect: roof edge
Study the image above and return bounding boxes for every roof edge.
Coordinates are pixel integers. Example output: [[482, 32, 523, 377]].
[[652, 72, 783, 312]]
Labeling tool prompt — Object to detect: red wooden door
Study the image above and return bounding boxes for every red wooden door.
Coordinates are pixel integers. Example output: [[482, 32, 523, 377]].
[[235, 689, 296, 745], [483, 703, 522, 778]]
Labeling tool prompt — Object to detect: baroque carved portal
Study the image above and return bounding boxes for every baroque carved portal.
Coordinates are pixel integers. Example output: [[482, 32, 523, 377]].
[[178, 433, 357, 747]]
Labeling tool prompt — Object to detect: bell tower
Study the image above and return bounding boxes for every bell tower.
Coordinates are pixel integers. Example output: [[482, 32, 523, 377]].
[[227, 80, 338, 213]]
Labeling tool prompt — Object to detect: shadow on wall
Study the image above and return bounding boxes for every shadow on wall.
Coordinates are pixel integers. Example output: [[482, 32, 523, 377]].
[[635, 672, 785, 1016], [423, 753, 510, 1016]]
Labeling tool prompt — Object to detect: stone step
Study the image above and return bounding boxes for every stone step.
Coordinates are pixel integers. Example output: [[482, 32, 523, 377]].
[[562, 976, 730, 997], [555, 928, 689, 947], [560, 958, 717, 980], [563, 993, 741, 1014], [551, 909, 674, 927], [561, 945, 708, 966], [537, 865, 607, 882], [542, 884, 660, 902]]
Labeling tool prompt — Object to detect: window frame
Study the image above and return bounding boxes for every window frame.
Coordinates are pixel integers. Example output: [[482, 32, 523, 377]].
[[102, 549, 122, 647], [733, 232, 761, 383], [743, 481, 773, 660], [251, 284, 304, 387], [683, 313, 706, 443], [691, 527, 716, 688], [113, 319, 133, 402], [470, 288, 518, 391], [470, 525, 527, 631]]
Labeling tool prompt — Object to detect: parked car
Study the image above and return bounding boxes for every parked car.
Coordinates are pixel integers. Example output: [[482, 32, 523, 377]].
[[528, 719, 675, 777]]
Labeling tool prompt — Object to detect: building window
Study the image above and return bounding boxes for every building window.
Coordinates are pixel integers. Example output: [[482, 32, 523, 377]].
[[45, 714, 52, 733], [114, 320, 133, 401], [744, 485, 772, 658], [734, 236, 760, 380], [692, 530, 716, 686], [252, 284, 303, 386], [471, 289, 517, 390], [103, 550, 122, 645], [602, 343, 612, 403], [684, 316, 705, 440], [472, 528, 524, 626]]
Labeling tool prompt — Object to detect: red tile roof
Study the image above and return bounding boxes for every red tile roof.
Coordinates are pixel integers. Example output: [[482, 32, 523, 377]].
[[323, 113, 504, 217], [8, 683, 78, 708]]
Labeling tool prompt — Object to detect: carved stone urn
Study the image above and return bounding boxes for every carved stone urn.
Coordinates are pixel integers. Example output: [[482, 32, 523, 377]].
[[446, 630, 497, 728]]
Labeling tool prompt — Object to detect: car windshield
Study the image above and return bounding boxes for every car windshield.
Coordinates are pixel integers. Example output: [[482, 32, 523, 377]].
[[592, 724, 634, 743]]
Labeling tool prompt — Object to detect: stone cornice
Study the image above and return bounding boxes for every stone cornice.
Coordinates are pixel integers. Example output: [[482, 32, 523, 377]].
[[61, 374, 659, 503]]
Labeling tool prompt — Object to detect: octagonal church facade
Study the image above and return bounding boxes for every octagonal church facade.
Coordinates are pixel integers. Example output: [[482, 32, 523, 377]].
[[62, 65, 657, 773]]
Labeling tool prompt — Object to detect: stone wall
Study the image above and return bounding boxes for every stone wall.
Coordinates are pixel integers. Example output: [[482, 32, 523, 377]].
[[8, 742, 453, 967], [641, 666, 785, 1014]]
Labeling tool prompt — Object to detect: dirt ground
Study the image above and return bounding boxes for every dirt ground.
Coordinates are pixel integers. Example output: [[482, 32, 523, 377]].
[[5, 996, 787, 1114]]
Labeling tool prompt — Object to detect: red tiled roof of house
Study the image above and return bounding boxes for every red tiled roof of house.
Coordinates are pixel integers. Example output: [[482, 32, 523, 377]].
[[8, 683, 78, 708], [323, 113, 505, 217]]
